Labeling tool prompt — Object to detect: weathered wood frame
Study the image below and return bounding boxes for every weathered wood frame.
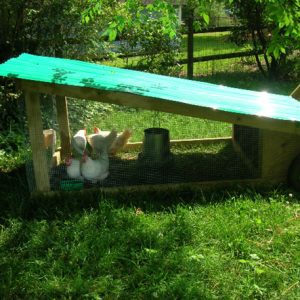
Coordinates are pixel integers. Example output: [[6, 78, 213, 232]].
[[21, 79, 300, 193]]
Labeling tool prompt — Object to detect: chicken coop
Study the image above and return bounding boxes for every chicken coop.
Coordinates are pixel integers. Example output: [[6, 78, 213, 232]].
[[0, 53, 300, 194]]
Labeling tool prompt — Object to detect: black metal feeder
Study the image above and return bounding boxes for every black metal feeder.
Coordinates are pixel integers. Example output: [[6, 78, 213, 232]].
[[138, 128, 173, 167]]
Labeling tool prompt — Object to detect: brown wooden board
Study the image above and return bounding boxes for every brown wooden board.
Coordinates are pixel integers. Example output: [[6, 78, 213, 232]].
[[56, 95, 71, 160], [260, 129, 300, 182], [25, 91, 50, 192], [20, 80, 300, 136]]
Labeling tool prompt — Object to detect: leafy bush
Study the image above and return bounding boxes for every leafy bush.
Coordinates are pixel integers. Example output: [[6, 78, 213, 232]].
[[0, 130, 26, 154], [0, 0, 109, 159], [67, 98, 115, 132], [0, 129, 30, 172], [0, 80, 24, 132], [225, 0, 300, 78], [84, 0, 182, 75]]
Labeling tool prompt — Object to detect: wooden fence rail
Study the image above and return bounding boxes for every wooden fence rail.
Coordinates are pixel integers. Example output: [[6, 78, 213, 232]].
[[178, 50, 263, 65]]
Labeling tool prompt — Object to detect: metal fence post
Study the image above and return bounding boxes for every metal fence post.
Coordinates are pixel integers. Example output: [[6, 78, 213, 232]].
[[187, 9, 194, 80]]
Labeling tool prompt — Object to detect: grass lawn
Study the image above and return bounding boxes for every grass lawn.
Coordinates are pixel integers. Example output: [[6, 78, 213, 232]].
[[200, 70, 298, 95], [85, 108, 232, 143], [0, 189, 300, 298]]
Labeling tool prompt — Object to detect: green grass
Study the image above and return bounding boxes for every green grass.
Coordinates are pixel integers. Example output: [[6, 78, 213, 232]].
[[198, 69, 298, 94], [86, 108, 232, 142], [1, 191, 300, 298]]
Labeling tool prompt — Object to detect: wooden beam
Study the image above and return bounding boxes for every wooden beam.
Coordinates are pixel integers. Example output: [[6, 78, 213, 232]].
[[178, 50, 264, 65], [52, 150, 61, 167], [123, 136, 232, 151], [291, 84, 300, 100], [25, 91, 50, 192], [43, 129, 56, 150], [96, 178, 279, 194], [43, 128, 56, 169], [55, 136, 231, 155], [56, 95, 71, 160], [20, 80, 300, 136], [32, 177, 282, 198]]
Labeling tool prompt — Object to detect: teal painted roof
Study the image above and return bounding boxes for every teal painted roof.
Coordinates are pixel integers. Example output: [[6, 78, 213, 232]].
[[0, 53, 299, 122]]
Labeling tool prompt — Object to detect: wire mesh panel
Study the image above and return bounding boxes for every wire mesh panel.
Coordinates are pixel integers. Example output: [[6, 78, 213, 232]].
[[25, 99, 261, 192], [192, 55, 258, 78], [179, 30, 257, 78]]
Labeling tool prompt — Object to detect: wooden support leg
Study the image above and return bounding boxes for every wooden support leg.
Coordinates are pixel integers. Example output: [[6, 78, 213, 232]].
[[25, 91, 50, 192], [56, 95, 71, 160]]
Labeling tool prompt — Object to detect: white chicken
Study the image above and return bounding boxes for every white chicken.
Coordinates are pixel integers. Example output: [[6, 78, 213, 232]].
[[87, 127, 117, 152], [81, 130, 117, 182], [65, 157, 83, 179], [80, 152, 109, 182], [66, 129, 87, 179], [109, 129, 132, 155], [88, 127, 132, 156], [71, 129, 87, 157]]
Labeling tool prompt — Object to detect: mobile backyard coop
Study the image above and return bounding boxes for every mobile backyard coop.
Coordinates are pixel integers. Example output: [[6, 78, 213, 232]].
[[0, 53, 300, 193]]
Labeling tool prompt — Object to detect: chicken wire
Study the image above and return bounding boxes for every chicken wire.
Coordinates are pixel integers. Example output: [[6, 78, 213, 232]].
[[192, 56, 258, 78], [26, 99, 260, 192]]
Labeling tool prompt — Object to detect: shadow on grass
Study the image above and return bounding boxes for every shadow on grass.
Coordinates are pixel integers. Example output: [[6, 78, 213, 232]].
[[1, 162, 298, 223], [0, 166, 249, 221], [0, 193, 224, 299], [1, 176, 299, 298], [0, 164, 225, 221], [0, 166, 30, 218]]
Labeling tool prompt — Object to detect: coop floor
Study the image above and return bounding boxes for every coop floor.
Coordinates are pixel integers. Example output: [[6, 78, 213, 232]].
[[46, 140, 258, 191]]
